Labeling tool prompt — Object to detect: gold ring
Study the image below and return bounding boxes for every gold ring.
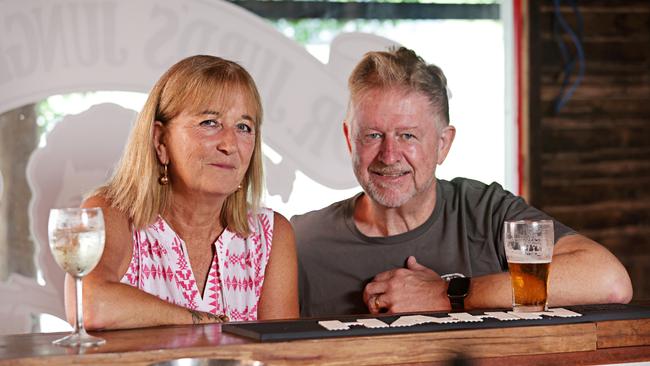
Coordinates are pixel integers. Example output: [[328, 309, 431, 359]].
[[374, 295, 380, 309]]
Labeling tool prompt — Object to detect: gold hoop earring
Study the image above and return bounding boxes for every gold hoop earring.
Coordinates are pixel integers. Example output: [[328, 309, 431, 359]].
[[158, 163, 169, 185]]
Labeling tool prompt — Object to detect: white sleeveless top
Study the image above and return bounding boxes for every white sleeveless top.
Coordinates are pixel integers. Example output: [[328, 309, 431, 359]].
[[120, 208, 274, 321]]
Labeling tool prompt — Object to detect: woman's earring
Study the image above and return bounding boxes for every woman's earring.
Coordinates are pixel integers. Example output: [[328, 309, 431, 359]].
[[237, 183, 243, 190], [158, 163, 169, 185]]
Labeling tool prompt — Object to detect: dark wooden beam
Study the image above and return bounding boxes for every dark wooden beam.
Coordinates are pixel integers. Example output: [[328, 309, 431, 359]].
[[227, 1, 500, 20]]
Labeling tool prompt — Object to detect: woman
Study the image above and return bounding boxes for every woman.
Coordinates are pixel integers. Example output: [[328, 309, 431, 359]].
[[69, 55, 298, 330]]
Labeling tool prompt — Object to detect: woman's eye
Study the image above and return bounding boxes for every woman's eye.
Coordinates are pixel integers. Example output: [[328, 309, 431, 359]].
[[237, 122, 253, 133], [199, 119, 218, 127]]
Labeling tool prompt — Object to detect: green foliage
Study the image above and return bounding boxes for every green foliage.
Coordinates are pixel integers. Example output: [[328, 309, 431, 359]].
[[272, 18, 397, 45], [35, 93, 90, 144]]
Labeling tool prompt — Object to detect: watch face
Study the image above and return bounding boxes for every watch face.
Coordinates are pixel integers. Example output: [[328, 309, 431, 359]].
[[447, 277, 471, 297]]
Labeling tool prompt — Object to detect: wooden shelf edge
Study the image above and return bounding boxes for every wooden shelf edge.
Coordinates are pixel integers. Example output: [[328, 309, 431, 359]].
[[597, 319, 650, 349]]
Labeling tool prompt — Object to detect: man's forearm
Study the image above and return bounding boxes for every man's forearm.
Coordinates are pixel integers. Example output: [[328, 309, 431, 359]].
[[542, 234, 632, 306], [464, 272, 512, 310], [463, 235, 632, 311]]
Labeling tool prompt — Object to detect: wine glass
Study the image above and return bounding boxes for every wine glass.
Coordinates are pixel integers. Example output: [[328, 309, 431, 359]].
[[48, 207, 106, 347]]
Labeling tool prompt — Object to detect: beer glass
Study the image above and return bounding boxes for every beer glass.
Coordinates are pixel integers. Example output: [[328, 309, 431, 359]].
[[48, 207, 106, 346], [503, 220, 554, 312]]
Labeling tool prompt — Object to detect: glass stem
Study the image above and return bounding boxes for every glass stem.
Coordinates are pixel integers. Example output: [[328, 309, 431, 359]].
[[75, 276, 86, 334]]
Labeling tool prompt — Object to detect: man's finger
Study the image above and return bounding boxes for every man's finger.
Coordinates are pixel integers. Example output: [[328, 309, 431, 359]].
[[406, 256, 427, 270], [364, 281, 388, 302], [373, 269, 395, 282], [368, 294, 389, 314], [406, 256, 440, 277], [370, 294, 381, 314]]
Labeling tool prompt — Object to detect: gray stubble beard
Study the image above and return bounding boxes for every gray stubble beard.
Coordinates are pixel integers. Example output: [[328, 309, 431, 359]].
[[353, 156, 436, 209]]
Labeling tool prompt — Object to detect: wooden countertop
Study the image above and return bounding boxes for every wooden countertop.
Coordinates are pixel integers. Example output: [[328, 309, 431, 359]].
[[2, 317, 650, 365]]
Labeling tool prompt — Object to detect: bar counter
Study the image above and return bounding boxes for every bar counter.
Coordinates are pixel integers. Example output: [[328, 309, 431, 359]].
[[2, 311, 650, 365]]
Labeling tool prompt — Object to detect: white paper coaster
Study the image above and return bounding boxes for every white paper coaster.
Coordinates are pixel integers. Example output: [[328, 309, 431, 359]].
[[318, 320, 349, 331], [482, 311, 522, 321], [318, 307, 584, 331], [450, 312, 484, 322], [356, 318, 390, 328], [507, 311, 544, 320], [544, 308, 583, 318]]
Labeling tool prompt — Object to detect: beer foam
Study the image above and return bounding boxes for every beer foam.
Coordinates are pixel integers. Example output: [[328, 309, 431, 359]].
[[507, 259, 551, 264]]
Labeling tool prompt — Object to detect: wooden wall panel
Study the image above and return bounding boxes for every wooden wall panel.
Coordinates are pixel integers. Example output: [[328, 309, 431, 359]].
[[529, 2, 650, 300]]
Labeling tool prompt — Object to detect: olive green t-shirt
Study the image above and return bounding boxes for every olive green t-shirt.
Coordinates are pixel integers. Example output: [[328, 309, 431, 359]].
[[291, 178, 574, 317]]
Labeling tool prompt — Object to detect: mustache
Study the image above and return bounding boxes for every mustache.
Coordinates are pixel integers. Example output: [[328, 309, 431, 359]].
[[368, 163, 411, 175]]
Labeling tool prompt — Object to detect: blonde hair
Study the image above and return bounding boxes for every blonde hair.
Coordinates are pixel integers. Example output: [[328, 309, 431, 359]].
[[348, 46, 450, 127], [97, 55, 263, 236]]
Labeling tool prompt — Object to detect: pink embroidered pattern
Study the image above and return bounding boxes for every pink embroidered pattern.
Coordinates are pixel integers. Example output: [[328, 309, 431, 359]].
[[120, 208, 274, 321]]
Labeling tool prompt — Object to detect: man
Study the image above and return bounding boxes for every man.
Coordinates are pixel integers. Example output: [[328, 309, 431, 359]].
[[291, 47, 633, 317]]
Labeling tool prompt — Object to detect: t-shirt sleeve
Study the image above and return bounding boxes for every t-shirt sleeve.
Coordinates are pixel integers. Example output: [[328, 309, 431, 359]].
[[290, 212, 321, 318], [485, 182, 576, 247], [289, 214, 308, 315], [452, 178, 575, 273]]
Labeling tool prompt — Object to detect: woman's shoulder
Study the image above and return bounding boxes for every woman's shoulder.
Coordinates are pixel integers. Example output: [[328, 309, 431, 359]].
[[248, 207, 275, 224], [82, 194, 128, 219], [82, 193, 111, 208], [82, 194, 132, 243], [82, 194, 135, 279], [247, 207, 292, 238], [250, 207, 291, 225]]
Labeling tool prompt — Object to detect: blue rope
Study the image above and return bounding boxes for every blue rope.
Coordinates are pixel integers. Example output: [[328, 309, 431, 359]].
[[552, 0, 585, 113]]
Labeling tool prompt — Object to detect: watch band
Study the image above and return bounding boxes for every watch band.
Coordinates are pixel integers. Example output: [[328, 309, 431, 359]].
[[449, 295, 465, 310], [447, 276, 471, 310]]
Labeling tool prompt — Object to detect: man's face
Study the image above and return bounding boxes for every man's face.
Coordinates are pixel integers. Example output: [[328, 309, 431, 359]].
[[345, 87, 454, 208]]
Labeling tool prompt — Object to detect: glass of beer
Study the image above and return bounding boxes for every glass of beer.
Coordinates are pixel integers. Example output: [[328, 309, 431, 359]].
[[503, 220, 554, 312]]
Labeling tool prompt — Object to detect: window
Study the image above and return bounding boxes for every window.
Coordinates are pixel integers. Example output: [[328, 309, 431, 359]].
[[0, 0, 509, 333]]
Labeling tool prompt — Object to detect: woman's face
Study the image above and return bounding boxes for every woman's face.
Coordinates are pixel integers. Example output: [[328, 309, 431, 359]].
[[154, 91, 257, 199]]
